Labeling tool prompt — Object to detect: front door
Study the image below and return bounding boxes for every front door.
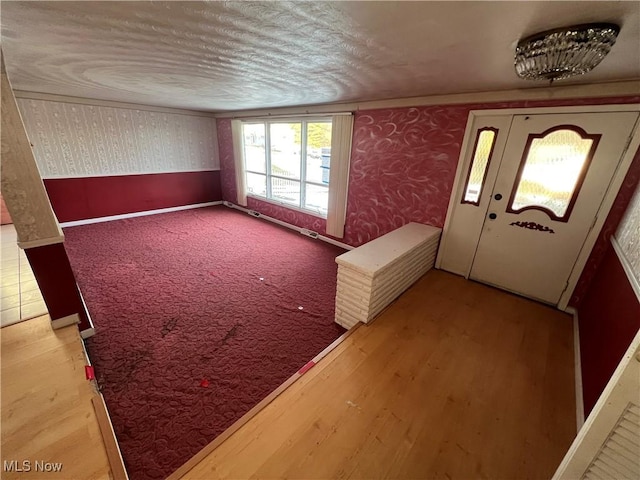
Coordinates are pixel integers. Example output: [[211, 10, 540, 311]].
[[469, 112, 639, 304]]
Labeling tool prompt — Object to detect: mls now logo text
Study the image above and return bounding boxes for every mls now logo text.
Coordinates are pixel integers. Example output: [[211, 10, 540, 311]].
[[3, 460, 63, 473]]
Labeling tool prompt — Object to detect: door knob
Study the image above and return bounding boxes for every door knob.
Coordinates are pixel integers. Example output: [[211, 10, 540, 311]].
[[494, 193, 503, 200], [489, 213, 497, 220]]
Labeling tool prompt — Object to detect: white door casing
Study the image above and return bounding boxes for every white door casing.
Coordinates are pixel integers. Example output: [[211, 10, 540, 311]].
[[437, 107, 640, 308], [437, 114, 513, 277], [470, 112, 639, 305]]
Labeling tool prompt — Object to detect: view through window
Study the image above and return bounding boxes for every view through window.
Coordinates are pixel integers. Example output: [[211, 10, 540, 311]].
[[243, 119, 332, 216]]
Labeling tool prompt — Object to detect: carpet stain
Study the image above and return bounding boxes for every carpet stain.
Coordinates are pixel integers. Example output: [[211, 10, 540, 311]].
[[222, 324, 240, 344], [161, 317, 179, 338]]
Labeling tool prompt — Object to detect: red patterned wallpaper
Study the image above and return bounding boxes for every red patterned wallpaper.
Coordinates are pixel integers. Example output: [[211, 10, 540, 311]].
[[343, 105, 470, 245]]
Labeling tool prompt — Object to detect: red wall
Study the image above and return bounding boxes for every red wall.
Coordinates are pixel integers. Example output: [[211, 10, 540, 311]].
[[578, 243, 640, 415], [25, 242, 91, 331], [44, 170, 222, 223], [570, 146, 640, 306], [574, 147, 640, 415]]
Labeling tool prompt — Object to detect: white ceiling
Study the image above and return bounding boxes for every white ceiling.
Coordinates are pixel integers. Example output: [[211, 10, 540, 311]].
[[1, 1, 639, 112]]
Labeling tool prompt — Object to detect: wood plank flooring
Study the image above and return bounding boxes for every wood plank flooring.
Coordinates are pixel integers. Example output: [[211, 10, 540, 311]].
[[1, 224, 47, 326], [178, 270, 576, 480], [1, 315, 112, 479]]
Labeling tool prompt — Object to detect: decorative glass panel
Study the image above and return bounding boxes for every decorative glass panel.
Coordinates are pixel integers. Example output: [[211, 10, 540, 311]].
[[271, 177, 300, 206], [462, 128, 498, 205], [242, 123, 266, 173], [270, 123, 301, 179], [508, 126, 600, 221]]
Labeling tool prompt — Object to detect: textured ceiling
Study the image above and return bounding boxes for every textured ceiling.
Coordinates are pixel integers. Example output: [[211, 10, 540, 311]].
[[1, 1, 639, 112]]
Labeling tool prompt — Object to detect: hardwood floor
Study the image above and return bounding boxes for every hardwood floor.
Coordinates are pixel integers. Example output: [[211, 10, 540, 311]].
[[1, 315, 112, 479], [1, 224, 47, 327], [177, 270, 576, 480]]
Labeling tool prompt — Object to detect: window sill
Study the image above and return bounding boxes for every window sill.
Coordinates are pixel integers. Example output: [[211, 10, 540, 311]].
[[247, 194, 327, 219]]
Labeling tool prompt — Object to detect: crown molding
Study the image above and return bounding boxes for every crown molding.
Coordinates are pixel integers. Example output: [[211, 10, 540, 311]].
[[214, 80, 640, 118], [13, 90, 217, 118], [13, 80, 640, 120]]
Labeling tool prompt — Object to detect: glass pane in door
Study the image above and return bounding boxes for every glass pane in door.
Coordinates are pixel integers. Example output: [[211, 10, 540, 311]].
[[508, 126, 600, 221]]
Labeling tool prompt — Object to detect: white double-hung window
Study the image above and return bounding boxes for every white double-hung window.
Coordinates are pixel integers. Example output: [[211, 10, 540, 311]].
[[231, 114, 353, 238]]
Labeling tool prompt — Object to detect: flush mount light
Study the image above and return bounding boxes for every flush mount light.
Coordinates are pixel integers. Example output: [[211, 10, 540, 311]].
[[514, 23, 620, 82]]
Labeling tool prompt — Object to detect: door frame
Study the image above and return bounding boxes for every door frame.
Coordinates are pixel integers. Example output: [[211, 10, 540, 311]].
[[436, 104, 640, 311]]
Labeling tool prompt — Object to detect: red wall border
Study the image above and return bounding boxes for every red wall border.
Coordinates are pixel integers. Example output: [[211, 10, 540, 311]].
[[44, 170, 222, 223]]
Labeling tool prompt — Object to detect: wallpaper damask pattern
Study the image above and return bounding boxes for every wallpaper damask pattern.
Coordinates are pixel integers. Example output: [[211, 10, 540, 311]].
[[18, 99, 219, 178], [616, 182, 640, 282]]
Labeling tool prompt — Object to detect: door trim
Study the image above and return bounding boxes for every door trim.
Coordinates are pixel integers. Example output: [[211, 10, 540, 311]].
[[436, 104, 640, 311]]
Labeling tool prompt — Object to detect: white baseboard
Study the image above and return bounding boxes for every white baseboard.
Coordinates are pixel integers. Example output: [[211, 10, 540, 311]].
[[51, 313, 80, 330], [59, 201, 223, 227], [568, 306, 585, 431], [77, 286, 96, 340], [222, 201, 353, 250]]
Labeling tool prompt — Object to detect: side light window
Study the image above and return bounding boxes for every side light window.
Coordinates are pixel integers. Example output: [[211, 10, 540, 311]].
[[461, 128, 498, 205]]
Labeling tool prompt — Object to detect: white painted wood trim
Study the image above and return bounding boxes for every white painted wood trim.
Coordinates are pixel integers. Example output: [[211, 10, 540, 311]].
[[18, 234, 65, 250], [568, 306, 586, 431], [59, 202, 222, 228], [223, 201, 353, 250], [78, 287, 95, 340], [14, 90, 217, 117], [559, 114, 640, 310], [611, 236, 640, 302], [41, 169, 220, 180], [438, 105, 640, 309], [51, 313, 80, 330], [552, 328, 640, 479], [436, 111, 480, 272], [215, 81, 640, 118], [467, 103, 640, 117]]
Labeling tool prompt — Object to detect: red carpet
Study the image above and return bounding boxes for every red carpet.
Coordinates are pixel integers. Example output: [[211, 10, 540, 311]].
[[63, 206, 346, 480]]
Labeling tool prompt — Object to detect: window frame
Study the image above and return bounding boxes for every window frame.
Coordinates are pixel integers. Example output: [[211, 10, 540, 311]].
[[242, 117, 332, 218]]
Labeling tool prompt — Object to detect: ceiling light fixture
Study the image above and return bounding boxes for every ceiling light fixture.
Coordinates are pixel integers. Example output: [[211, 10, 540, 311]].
[[514, 23, 620, 83]]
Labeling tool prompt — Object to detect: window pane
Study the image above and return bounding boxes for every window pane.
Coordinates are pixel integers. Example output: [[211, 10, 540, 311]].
[[305, 184, 329, 216], [270, 123, 301, 179], [271, 177, 300, 206], [510, 128, 595, 219], [243, 123, 266, 173], [305, 122, 332, 184], [246, 172, 266, 197], [463, 129, 497, 204]]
